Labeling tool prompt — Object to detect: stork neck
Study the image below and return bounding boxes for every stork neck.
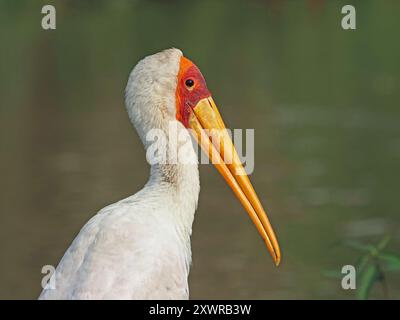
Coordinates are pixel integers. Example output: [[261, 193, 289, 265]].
[[147, 161, 200, 253], [148, 162, 200, 211], [144, 122, 200, 237], [150, 163, 196, 186], [144, 121, 200, 204]]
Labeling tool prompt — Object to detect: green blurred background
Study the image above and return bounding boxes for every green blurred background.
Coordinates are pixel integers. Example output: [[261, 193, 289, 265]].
[[0, 0, 399, 299]]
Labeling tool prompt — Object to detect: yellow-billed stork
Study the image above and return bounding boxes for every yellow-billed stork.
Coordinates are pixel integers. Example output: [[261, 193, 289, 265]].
[[39, 48, 280, 300]]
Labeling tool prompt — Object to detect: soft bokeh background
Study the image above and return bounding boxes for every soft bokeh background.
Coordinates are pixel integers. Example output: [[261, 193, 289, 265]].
[[0, 0, 399, 299]]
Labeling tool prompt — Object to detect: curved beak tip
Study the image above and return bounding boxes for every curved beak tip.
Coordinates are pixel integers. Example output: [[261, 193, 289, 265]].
[[274, 253, 281, 267]]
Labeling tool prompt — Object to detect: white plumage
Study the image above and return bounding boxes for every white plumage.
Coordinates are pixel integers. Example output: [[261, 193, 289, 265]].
[[40, 49, 200, 299]]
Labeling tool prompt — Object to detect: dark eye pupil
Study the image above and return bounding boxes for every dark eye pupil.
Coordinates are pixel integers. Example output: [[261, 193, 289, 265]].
[[185, 79, 194, 87]]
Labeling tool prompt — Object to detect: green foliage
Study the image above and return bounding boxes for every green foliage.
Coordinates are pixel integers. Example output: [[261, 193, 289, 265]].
[[325, 236, 400, 300], [357, 264, 380, 300]]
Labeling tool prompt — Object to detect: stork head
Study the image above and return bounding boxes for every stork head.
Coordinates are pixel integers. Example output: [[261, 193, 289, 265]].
[[125, 48, 281, 266]]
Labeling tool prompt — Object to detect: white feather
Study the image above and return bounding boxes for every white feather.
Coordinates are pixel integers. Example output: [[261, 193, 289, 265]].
[[39, 49, 200, 300]]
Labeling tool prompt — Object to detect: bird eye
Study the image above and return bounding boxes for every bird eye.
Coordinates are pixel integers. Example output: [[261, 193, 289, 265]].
[[185, 79, 195, 88]]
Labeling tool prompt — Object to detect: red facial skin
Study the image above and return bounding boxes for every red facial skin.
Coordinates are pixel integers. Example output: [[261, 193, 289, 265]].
[[176, 56, 211, 127]]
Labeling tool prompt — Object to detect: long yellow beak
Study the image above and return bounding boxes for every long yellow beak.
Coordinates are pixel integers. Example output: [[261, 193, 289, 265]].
[[188, 97, 281, 266]]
